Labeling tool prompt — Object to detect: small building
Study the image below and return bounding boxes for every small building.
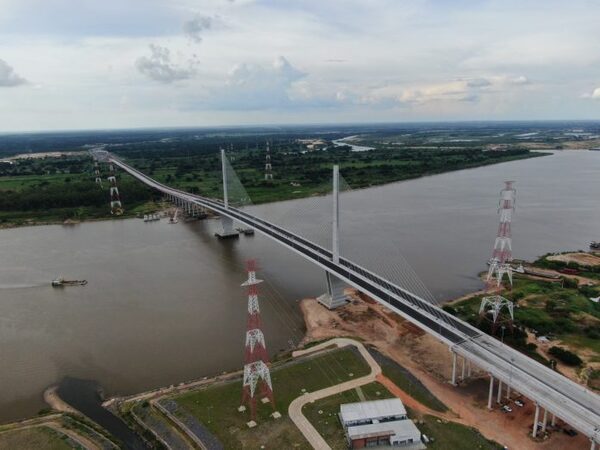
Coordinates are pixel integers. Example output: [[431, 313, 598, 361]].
[[340, 399, 422, 449], [341, 398, 407, 427], [346, 420, 422, 448]]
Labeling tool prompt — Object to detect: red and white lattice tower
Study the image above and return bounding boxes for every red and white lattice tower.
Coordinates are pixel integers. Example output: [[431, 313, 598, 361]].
[[240, 260, 274, 420], [107, 163, 123, 215], [487, 181, 516, 288], [264, 141, 273, 181]]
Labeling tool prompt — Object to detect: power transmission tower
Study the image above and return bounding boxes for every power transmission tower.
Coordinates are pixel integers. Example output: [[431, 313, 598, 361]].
[[240, 260, 274, 420], [487, 181, 516, 288], [107, 163, 123, 215], [265, 141, 273, 181]]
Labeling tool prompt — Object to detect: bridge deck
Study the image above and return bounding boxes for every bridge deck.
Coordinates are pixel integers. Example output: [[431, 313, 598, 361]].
[[109, 155, 600, 443]]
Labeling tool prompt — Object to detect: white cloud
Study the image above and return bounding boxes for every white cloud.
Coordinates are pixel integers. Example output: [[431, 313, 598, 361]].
[[0, 58, 27, 87], [2, 0, 600, 130], [183, 15, 213, 43], [592, 87, 600, 99], [359, 75, 530, 107], [198, 56, 307, 110], [135, 44, 196, 83]]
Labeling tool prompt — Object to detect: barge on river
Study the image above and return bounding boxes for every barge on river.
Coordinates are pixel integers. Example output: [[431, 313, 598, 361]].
[[52, 278, 88, 287]]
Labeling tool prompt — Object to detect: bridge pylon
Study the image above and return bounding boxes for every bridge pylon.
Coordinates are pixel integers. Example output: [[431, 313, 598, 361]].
[[318, 165, 350, 309], [215, 148, 239, 239]]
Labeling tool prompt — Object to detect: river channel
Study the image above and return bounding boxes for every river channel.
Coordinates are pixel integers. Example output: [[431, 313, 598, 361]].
[[1, 150, 599, 422]]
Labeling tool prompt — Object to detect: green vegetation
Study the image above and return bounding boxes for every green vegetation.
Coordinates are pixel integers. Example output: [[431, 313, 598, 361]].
[[445, 274, 600, 376], [119, 141, 541, 206], [417, 414, 503, 450], [302, 382, 394, 449], [0, 154, 159, 226], [0, 127, 545, 226], [589, 369, 600, 391], [535, 253, 600, 280], [173, 347, 370, 449], [0, 427, 77, 450], [548, 346, 583, 366], [371, 350, 448, 412]]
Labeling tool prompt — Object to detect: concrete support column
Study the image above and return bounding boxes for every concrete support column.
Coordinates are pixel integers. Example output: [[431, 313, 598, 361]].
[[541, 408, 548, 433], [532, 403, 540, 438], [487, 375, 494, 410], [496, 380, 502, 403], [451, 351, 457, 386], [467, 360, 472, 377], [551, 414, 556, 427], [591, 439, 597, 450], [506, 385, 511, 399], [461, 357, 466, 380]]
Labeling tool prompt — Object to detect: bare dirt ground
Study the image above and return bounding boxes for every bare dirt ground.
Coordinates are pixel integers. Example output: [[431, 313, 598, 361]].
[[548, 252, 600, 267], [300, 291, 590, 450]]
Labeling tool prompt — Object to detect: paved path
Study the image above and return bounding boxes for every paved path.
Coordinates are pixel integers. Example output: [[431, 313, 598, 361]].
[[288, 338, 382, 450]]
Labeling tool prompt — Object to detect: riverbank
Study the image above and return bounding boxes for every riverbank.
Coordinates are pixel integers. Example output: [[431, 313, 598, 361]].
[[2, 284, 590, 449], [0, 147, 546, 229]]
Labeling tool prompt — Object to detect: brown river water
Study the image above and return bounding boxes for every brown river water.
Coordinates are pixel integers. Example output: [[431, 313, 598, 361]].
[[1, 150, 599, 422]]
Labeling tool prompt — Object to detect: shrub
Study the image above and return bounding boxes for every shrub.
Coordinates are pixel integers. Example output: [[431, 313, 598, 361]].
[[548, 346, 583, 366]]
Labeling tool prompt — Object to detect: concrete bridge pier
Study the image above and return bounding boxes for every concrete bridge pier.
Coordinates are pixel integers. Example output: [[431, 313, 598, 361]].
[[215, 216, 238, 239], [488, 375, 495, 409], [541, 408, 548, 433], [532, 403, 540, 438], [591, 439, 597, 450], [450, 351, 458, 385], [318, 272, 350, 309], [496, 380, 502, 403]]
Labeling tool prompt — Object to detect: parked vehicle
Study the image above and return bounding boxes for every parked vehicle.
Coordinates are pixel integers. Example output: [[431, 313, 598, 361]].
[[514, 399, 525, 407], [501, 405, 512, 413]]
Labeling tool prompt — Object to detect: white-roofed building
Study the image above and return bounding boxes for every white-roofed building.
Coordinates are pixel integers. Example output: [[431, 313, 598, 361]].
[[339, 398, 423, 449], [340, 398, 407, 427]]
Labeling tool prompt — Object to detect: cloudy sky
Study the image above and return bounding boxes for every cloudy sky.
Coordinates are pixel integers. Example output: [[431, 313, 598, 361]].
[[0, 0, 599, 132]]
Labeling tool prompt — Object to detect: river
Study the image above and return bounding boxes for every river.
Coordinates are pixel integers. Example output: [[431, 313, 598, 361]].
[[1, 150, 599, 422]]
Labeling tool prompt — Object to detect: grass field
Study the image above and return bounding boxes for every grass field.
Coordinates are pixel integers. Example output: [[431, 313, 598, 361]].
[[417, 414, 503, 450], [173, 347, 370, 449], [0, 427, 77, 450]]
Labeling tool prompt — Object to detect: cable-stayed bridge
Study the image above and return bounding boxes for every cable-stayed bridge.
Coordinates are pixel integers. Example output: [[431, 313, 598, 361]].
[[99, 150, 599, 448]]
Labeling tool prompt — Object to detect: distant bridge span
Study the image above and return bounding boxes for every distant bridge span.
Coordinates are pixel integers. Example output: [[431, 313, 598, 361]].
[[106, 153, 599, 448]]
